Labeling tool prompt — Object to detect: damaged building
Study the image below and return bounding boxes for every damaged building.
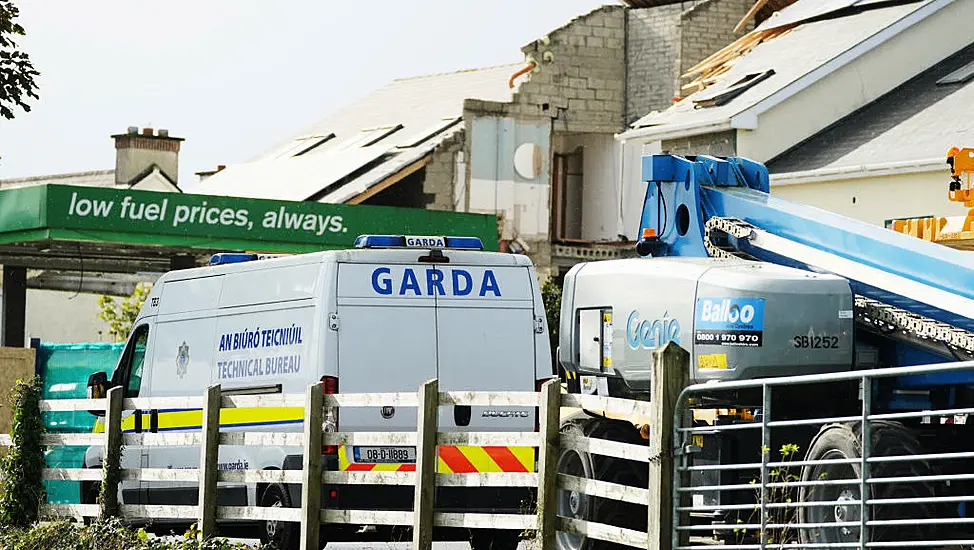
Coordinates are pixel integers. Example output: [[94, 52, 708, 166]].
[[198, 0, 771, 280]]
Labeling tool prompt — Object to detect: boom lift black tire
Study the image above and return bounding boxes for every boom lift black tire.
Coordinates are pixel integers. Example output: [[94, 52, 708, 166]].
[[799, 421, 941, 545], [258, 483, 299, 550], [555, 413, 647, 550]]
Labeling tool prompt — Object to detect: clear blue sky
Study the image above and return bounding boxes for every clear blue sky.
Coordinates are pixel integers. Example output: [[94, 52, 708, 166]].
[[0, 0, 611, 186]]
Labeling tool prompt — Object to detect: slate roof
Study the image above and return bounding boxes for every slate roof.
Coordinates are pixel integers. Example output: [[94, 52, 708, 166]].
[[198, 63, 520, 202], [624, 1, 930, 135], [754, 0, 909, 31], [0, 169, 114, 190], [768, 41, 974, 173]]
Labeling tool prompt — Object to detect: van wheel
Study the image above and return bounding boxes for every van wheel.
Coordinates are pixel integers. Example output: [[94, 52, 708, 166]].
[[259, 484, 298, 550]]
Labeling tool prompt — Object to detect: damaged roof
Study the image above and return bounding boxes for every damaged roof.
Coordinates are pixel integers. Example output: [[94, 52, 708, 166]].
[[198, 63, 520, 203], [754, 0, 909, 31], [621, 0, 935, 140], [768, 41, 974, 173]]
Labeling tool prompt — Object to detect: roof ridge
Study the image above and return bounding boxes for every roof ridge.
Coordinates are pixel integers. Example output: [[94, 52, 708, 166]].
[[0, 168, 114, 183], [392, 62, 524, 82]]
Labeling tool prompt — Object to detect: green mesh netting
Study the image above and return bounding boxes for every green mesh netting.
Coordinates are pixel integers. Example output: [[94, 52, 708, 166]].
[[36, 342, 123, 504]]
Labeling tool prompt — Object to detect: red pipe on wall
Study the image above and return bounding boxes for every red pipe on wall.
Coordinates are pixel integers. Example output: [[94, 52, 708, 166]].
[[509, 62, 537, 89]]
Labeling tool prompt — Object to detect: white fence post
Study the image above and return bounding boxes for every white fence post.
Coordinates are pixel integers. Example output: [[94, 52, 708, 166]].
[[647, 343, 689, 550], [412, 378, 439, 550], [300, 382, 324, 550], [536, 378, 561, 548], [101, 385, 124, 519], [198, 384, 221, 538]]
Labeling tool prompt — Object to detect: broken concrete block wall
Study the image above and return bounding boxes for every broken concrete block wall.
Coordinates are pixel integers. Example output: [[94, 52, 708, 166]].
[[423, 1, 755, 274], [626, 0, 757, 124]]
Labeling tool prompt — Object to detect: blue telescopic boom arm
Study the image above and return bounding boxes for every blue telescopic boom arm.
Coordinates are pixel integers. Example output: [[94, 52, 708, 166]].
[[637, 154, 974, 334]]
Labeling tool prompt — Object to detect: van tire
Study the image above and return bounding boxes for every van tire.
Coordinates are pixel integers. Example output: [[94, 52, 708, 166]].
[[258, 483, 298, 550]]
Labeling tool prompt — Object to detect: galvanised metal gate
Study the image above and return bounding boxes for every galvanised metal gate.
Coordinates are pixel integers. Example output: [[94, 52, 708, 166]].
[[672, 361, 974, 550]]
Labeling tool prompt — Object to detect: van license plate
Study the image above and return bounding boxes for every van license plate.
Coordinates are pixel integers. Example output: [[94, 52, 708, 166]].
[[353, 446, 416, 464]]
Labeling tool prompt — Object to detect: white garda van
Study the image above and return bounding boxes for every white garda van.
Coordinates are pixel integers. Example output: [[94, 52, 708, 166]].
[[83, 235, 553, 548]]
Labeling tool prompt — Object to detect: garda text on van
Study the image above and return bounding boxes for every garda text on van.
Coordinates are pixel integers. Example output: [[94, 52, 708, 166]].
[[370, 266, 502, 297]]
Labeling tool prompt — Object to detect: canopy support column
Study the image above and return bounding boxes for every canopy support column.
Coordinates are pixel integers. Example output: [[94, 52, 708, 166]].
[[2, 266, 27, 347]]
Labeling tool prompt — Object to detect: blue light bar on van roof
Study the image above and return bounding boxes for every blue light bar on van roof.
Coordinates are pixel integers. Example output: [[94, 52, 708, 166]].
[[209, 253, 258, 265], [354, 235, 484, 250]]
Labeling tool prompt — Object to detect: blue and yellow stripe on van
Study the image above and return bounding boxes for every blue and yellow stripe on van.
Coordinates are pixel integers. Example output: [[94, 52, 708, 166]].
[[92, 407, 305, 434]]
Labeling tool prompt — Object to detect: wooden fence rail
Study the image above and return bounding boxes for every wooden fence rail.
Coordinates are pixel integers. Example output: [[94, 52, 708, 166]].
[[1, 344, 688, 550]]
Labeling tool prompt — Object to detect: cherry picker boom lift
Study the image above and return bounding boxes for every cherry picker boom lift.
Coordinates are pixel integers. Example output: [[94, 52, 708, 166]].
[[555, 153, 974, 549]]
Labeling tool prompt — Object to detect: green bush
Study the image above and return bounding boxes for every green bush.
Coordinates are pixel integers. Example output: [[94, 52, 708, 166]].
[[541, 278, 561, 367], [0, 376, 46, 528], [0, 518, 265, 549]]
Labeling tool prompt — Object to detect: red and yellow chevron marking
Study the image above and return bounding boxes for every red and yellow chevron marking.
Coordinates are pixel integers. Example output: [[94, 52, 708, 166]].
[[339, 445, 535, 473]]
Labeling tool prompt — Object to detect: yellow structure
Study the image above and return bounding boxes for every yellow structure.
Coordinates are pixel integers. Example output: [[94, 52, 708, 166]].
[[889, 147, 974, 250]]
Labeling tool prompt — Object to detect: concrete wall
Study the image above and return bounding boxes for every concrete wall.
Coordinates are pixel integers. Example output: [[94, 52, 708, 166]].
[[626, 0, 755, 125], [115, 139, 180, 186], [467, 115, 552, 242], [0, 347, 35, 438], [620, 140, 654, 240], [626, 5, 683, 124], [422, 131, 465, 212], [460, 5, 628, 271], [455, 1, 754, 271], [554, 135, 649, 243], [554, 133, 622, 241], [0, 290, 109, 345], [513, 5, 627, 134], [680, 0, 755, 75], [661, 130, 736, 156], [771, 172, 969, 227]]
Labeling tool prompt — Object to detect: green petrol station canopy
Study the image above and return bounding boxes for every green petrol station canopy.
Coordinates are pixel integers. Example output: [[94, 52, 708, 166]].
[[0, 185, 498, 274]]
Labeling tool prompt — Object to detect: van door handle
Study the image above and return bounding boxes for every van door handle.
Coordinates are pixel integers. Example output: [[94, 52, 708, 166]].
[[149, 409, 159, 433], [134, 410, 143, 434]]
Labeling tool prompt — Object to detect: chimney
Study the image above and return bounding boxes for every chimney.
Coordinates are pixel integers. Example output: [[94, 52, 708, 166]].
[[112, 126, 185, 187]]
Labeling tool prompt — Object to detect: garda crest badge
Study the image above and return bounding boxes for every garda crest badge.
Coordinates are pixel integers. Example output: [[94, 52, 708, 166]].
[[176, 342, 189, 379]]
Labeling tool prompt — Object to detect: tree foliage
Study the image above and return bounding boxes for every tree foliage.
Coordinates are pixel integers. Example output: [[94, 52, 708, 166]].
[[541, 278, 562, 367], [0, 0, 39, 120], [98, 283, 151, 343], [0, 376, 45, 529]]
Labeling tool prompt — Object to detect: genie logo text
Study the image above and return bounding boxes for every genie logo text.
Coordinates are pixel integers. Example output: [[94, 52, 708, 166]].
[[627, 311, 681, 351], [695, 297, 765, 347]]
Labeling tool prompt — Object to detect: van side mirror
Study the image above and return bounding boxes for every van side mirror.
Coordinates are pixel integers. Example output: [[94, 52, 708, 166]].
[[87, 372, 109, 417]]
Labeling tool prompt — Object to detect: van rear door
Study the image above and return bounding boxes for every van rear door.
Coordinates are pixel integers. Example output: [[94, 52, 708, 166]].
[[435, 264, 537, 440], [335, 262, 438, 458]]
